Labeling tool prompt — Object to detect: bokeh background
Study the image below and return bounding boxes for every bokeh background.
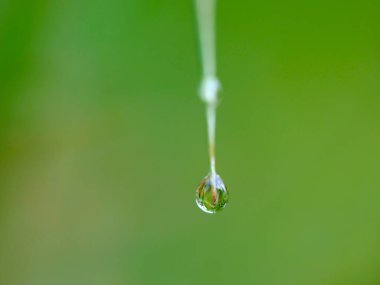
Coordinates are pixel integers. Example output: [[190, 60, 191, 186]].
[[1, 0, 380, 284]]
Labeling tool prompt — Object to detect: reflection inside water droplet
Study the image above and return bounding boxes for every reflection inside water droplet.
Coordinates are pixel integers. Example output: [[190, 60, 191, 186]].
[[195, 173, 229, 214]]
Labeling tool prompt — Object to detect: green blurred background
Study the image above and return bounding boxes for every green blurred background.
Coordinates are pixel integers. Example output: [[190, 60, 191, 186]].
[[1, 0, 380, 284]]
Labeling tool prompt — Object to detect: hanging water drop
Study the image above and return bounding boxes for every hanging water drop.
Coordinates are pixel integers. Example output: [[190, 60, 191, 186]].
[[196, 173, 229, 214]]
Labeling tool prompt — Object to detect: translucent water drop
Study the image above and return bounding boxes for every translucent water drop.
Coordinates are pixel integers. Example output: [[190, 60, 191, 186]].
[[195, 173, 229, 214]]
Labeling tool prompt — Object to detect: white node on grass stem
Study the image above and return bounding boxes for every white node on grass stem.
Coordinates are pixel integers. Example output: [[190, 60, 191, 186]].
[[200, 76, 220, 106]]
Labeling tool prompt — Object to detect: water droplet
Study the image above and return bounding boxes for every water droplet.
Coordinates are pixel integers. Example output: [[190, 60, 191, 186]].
[[195, 173, 229, 214]]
